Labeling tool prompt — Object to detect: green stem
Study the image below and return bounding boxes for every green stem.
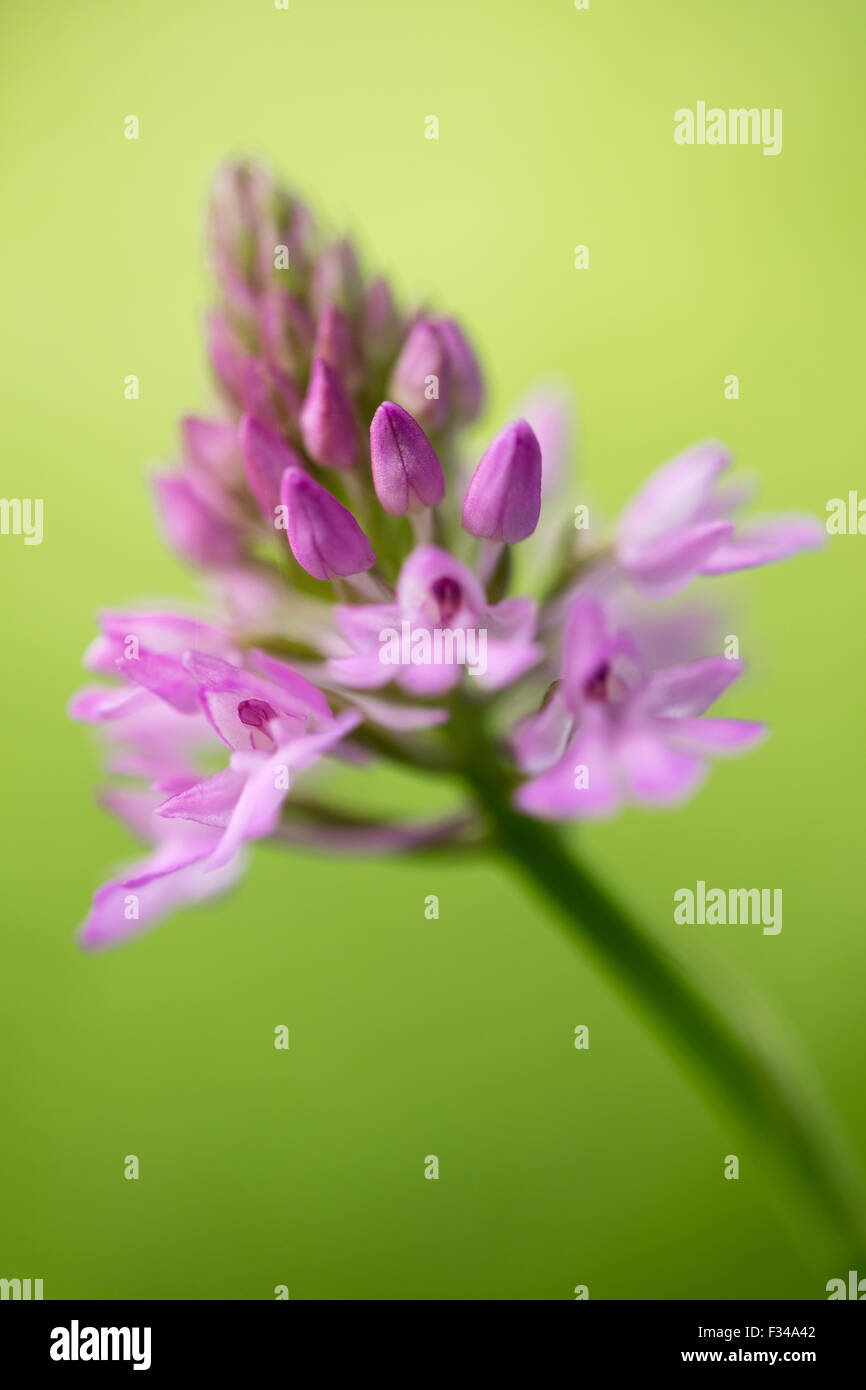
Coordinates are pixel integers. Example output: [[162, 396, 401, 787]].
[[450, 702, 866, 1260]]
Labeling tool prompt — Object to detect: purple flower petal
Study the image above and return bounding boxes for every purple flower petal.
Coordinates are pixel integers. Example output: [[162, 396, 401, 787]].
[[280, 466, 375, 580]]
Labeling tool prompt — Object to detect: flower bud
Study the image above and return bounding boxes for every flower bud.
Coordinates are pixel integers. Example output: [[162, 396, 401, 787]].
[[238, 357, 302, 436], [280, 467, 375, 580], [313, 303, 361, 391], [207, 311, 246, 405], [239, 414, 304, 522], [388, 317, 450, 431], [208, 161, 274, 295], [299, 357, 358, 470], [370, 402, 445, 516], [363, 277, 402, 364], [461, 420, 542, 543], [152, 473, 243, 568], [310, 239, 363, 317], [437, 317, 483, 424], [257, 289, 314, 376]]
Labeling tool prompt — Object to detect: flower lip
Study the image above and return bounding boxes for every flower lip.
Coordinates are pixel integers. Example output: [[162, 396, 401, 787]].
[[582, 663, 610, 703], [237, 697, 277, 730], [431, 575, 462, 624]]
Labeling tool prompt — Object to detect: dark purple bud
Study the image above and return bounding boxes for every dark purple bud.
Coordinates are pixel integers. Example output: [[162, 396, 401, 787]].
[[461, 420, 542, 543], [299, 357, 358, 470], [437, 317, 484, 424], [370, 402, 445, 515], [280, 467, 375, 580], [388, 317, 450, 431]]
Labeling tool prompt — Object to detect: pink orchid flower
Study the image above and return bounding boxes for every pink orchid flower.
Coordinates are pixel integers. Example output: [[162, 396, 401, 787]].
[[513, 595, 764, 819], [615, 441, 824, 597], [327, 544, 541, 695]]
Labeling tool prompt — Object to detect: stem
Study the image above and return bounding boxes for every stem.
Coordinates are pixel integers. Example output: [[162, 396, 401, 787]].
[[350, 721, 457, 772], [450, 702, 866, 1260]]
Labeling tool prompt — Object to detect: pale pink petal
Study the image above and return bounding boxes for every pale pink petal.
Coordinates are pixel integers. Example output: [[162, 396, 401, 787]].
[[156, 767, 248, 828], [115, 652, 200, 713], [641, 656, 744, 718], [510, 689, 573, 775], [333, 602, 401, 648], [664, 716, 766, 756], [477, 638, 543, 691], [327, 650, 394, 690], [561, 596, 610, 701], [700, 515, 825, 575], [398, 659, 463, 696], [515, 718, 619, 820], [244, 648, 333, 719], [621, 521, 734, 598], [618, 441, 730, 556], [207, 712, 360, 869], [618, 724, 705, 805], [68, 685, 152, 722], [78, 846, 243, 950]]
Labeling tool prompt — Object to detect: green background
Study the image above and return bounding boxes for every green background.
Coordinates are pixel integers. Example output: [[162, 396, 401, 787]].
[[1, 0, 863, 1299]]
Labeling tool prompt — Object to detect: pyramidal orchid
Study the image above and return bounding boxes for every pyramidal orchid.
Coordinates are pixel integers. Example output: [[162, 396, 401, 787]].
[[70, 160, 866, 1256]]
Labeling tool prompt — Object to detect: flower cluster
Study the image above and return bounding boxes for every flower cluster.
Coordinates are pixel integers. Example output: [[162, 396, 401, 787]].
[[71, 161, 823, 948]]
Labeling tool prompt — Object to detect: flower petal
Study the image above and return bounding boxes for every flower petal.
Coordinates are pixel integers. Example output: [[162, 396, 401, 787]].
[[618, 724, 705, 805], [700, 515, 825, 575], [664, 716, 766, 756], [515, 717, 619, 820], [618, 441, 730, 557], [641, 656, 745, 718]]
